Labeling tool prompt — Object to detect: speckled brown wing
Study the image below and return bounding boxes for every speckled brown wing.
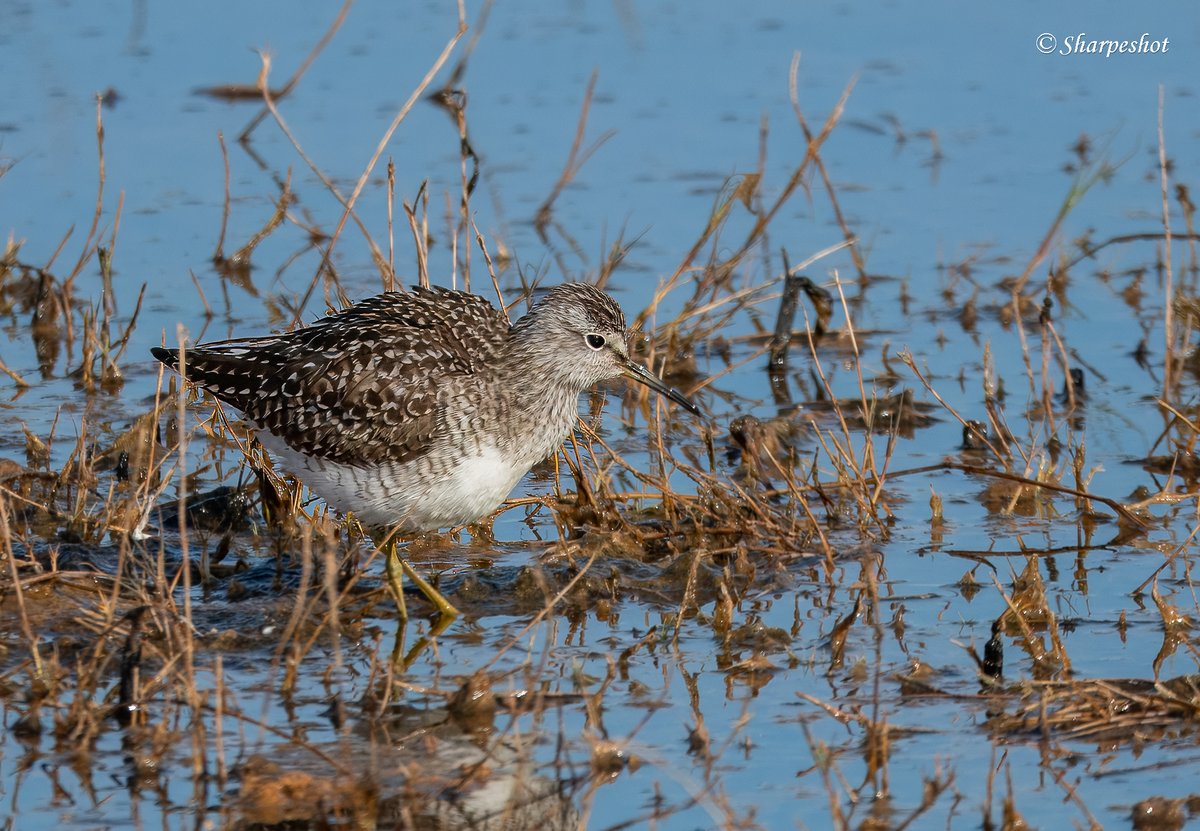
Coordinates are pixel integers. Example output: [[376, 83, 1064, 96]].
[[153, 288, 509, 467]]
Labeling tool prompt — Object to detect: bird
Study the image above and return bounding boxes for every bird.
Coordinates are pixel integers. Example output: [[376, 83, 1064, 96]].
[[152, 282, 698, 621]]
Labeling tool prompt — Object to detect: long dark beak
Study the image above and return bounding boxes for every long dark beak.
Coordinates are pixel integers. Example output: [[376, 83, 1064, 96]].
[[620, 356, 700, 416]]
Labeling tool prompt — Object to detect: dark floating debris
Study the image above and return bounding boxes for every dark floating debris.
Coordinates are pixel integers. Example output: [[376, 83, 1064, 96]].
[[1057, 366, 1086, 404], [1133, 450, 1200, 480], [769, 273, 806, 369], [194, 84, 288, 101], [800, 277, 835, 335], [156, 485, 255, 534], [961, 419, 990, 452], [726, 413, 806, 486], [768, 274, 835, 369], [798, 388, 939, 435], [982, 619, 1003, 680]]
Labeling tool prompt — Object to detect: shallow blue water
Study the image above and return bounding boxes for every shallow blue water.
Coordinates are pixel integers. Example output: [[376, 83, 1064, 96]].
[[2, 1, 1198, 828]]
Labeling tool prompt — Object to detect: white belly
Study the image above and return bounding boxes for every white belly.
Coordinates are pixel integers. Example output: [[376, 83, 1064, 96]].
[[259, 434, 532, 532]]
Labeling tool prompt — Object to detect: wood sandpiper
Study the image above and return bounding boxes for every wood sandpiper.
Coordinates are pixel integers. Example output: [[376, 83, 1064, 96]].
[[152, 282, 698, 620]]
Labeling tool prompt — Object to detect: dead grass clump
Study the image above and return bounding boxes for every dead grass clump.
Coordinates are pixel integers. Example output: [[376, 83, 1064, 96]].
[[987, 674, 1200, 746]]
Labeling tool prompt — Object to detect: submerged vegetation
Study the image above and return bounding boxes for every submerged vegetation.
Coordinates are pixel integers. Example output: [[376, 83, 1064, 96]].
[[3, 5, 1200, 830]]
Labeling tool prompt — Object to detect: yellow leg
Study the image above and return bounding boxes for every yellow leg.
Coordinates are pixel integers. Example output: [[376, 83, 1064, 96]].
[[384, 542, 409, 622], [384, 541, 460, 620]]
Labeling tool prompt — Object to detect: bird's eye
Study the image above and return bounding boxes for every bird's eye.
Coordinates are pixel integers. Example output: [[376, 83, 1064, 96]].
[[585, 333, 606, 350]]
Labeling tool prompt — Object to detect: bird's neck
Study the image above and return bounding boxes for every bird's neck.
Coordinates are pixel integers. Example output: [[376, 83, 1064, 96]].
[[492, 331, 588, 461]]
